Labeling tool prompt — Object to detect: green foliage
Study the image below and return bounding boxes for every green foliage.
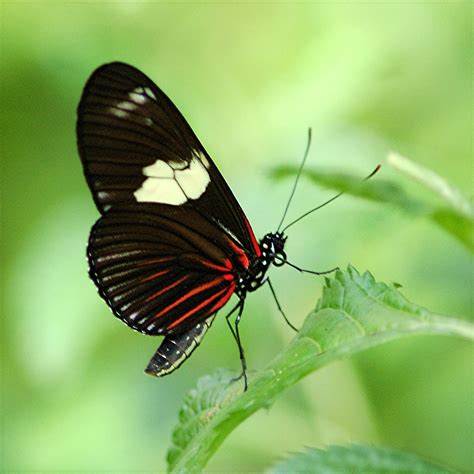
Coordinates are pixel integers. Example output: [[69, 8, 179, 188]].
[[167, 267, 473, 472], [271, 154, 473, 251], [2, 2, 471, 471], [268, 445, 456, 473]]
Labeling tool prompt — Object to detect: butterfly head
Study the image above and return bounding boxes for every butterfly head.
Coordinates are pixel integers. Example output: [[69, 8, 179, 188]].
[[260, 232, 287, 267], [238, 232, 288, 296]]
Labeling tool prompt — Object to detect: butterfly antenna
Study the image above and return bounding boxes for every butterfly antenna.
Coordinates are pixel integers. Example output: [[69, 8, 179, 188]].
[[281, 164, 381, 233], [276, 128, 312, 232]]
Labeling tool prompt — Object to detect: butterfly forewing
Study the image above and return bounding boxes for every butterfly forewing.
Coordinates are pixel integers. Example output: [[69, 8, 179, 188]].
[[77, 62, 260, 256]]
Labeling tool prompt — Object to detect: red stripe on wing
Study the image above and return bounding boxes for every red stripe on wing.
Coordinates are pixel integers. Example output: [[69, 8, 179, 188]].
[[141, 269, 170, 282], [167, 281, 235, 330], [243, 215, 261, 257], [195, 257, 232, 272], [178, 254, 232, 273], [151, 276, 227, 322], [225, 236, 250, 269], [138, 257, 175, 267], [145, 274, 190, 302], [207, 281, 235, 313]]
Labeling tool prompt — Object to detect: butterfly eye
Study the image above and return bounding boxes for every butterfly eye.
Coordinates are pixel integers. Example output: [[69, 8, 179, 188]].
[[273, 251, 287, 267]]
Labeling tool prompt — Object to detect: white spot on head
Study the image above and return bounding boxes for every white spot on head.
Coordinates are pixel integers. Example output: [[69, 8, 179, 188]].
[[134, 157, 210, 205]]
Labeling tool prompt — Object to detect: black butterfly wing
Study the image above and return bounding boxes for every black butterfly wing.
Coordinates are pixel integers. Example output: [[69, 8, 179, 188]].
[[87, 203, 250, 336], [77, 63, 261, 376], [77, 61, 261, 256]]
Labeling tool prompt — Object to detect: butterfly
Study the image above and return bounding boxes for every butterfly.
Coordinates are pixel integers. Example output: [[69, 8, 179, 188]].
[[77, 62, 379, 389]]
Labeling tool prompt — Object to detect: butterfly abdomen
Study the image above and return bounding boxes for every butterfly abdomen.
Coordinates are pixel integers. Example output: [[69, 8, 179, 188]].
[[145, 316, 216, 376]]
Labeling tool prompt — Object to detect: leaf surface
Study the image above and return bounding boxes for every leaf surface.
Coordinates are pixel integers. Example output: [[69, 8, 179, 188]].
[[271, 156, 473, 251], [167, 267, 473, 472], [268, 444, 456, 473]]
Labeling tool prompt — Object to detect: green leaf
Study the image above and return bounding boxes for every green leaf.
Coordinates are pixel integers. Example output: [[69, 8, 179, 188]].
[[271, 155, 473, 252], [267, 444, 456, 473], [271, 165, 425, 213], [387, 152, 472, 218], [167, 267, 473, 472]]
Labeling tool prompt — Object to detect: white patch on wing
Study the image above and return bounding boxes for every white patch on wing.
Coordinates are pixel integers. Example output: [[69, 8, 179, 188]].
[[144, 87, 156, 100], [97, 191, 110, 200], [109, 98, 137, 118], [169, 160, 187, 171], [134, 176, 187, 205], [134, 156, 210, 205], [196, 150, 211, 169], [129, 87, 147, 105], [142, 160, 174, 178], [175, 158, 210, 199], [117, 101, 137, 111], [110, 108, 129, 118]]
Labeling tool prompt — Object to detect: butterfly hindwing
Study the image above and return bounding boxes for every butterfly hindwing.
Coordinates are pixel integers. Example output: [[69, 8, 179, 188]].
[[87, 203, 250, 335]]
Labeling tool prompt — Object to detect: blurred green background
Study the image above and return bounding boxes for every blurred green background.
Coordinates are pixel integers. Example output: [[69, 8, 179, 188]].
[[2, 2, 472, 472]]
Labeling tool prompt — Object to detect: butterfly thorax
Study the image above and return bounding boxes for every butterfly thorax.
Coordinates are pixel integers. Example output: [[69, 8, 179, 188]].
[[235, 232, 287, 297]]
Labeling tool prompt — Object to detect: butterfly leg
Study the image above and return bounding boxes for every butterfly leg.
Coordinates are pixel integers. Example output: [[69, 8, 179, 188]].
[[266, 278, 298, 332], [225, 299, 248, 391]]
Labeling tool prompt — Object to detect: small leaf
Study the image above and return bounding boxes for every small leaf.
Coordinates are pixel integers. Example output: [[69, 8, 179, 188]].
[[387, 152, 473, 219], [270, 165, 429, 214], [267, 444, 456, 473], [271, 157, 474, 252], [166, 369, 240, 469], [167, 267, 473, 472]]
